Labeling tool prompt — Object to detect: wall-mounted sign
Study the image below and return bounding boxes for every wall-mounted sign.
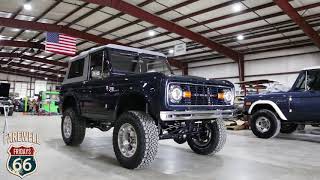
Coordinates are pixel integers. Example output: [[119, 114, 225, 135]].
[[174, 43, 186, 56]]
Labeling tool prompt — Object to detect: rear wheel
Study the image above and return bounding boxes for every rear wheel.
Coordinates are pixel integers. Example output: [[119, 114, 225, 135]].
[[280, 123, 298, 134], [250, 109, 280, 139], [61, 108, 86, 146], [187, 119, 226, 155], [113, 111, 158, 169]]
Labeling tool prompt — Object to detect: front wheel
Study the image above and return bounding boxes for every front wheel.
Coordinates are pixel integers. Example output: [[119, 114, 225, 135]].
[[250, 109, 281, 139], [187, 119, 226, 155], [61, 108, 86, 146], [113, 111, 159, 169]]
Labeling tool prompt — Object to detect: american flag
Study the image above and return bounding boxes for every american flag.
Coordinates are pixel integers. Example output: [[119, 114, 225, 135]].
[[45, 32, 76, 56]]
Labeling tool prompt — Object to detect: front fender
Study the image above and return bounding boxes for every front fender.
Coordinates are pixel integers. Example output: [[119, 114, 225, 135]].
[[61, 91, 81, 114], [248, 100, 288, 120]]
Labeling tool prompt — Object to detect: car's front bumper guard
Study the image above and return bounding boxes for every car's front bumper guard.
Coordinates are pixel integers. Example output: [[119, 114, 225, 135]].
[[160, 109, 234, 121]]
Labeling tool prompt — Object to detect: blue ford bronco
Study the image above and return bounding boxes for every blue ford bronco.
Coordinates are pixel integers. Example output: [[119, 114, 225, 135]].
[[60, 44, 235, 169], [244, 67, 320, 139]]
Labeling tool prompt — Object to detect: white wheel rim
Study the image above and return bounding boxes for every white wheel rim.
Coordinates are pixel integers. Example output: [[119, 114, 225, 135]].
[[63, 116, 72, 138], [118, 123, 138, 158], [256, 117, 271, 133]]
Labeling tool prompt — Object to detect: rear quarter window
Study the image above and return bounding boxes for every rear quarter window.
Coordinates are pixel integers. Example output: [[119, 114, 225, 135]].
[[68, 59, 84, 79]]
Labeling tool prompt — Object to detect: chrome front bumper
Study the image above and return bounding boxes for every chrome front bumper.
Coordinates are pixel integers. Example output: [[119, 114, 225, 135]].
[[160, 109, 234, 121]]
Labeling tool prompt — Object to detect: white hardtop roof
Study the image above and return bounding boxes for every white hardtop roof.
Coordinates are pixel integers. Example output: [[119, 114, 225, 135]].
[[302, 66, 320, 71], [71, 44, 166, 61]]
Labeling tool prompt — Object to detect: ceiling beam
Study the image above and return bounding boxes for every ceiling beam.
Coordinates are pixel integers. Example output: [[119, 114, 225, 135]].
[[116, 0, 243, 42], [0, 67, 62, 82], [82, 0, 243, 62], [150, 2, 320, 53], [0, 40, 44, 49], [179, 20, 320, 61], [92, 0, 200, 42], [0, 52, 67, 67], [10, 0, 62, 41], [0, 17, 186, 71], [171, 13, 320, 59], [0, 60, 65, 75], [274, 0, 320, 48], [0, 39, 187, 74], [134, 1, 275, 47], [185, 33, 311, 62], [78, 0, 157, 39], [0, 17, 117, 45], [186, 39, 313, 63]]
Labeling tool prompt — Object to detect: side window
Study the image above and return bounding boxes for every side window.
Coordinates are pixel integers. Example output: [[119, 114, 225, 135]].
[[307, 70, 320, 91], [90, 50, 109, 80], [68, 59, 84, 79], [294, 72, 306, 91], [109, 50, 138, 72]]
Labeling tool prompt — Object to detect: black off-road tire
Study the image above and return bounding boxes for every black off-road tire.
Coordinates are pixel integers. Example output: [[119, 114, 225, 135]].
[[250, 109, 281, 139], [61, 108, 86, 146], [113, 111, 159, 169], [280, 123, 298, 134], [187, 119, 226, 155]]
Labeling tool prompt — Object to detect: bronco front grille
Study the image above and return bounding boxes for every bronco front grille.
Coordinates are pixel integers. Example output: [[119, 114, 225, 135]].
[[167, 82, 230, 106]]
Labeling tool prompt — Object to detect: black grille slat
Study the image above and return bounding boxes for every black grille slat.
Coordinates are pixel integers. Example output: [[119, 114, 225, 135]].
[[177, 83, 227, 106]]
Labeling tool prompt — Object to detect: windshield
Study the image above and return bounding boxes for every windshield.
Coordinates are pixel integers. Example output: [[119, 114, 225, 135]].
[[109, 49, 173, 75]]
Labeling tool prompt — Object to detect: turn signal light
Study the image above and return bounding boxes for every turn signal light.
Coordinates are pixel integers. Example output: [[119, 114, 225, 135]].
[[218, 92, 224, 100], [183, 91, 192, 98], [245, 102, 252, 106]]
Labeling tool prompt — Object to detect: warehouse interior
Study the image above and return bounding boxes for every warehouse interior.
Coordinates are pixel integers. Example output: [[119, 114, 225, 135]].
[[0, 0, 320, 179]]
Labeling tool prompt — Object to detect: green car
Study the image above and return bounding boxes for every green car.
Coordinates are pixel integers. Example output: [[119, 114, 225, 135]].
[[39, 91, 60, 114]]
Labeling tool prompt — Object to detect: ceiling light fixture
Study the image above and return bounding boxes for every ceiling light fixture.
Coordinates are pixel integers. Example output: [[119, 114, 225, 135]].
[[44, 77, 48, 80], [58, 74, 61, 77], [148, 30, 156, 36], [23, 3, 32, 11], [237, 34, 244, 41], [30, 69, 35, 72], [168, 49, 174, 54], [232, 4, 242, 12]]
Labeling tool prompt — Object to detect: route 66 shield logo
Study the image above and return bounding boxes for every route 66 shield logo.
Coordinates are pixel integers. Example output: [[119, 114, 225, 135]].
[[7, 146, 37, 178]]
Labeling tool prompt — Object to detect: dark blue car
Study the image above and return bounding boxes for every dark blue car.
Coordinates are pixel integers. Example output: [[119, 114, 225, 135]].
[[59, 44, 235, 169], [244, 67, 320, 138]]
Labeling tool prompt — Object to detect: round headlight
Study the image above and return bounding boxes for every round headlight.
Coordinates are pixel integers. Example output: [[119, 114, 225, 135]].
[[169, 85, 183, 103], [224, 90, 234, 103]]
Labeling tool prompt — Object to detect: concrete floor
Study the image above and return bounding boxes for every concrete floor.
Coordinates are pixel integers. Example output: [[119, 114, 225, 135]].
[[0, 113, 320, 180]]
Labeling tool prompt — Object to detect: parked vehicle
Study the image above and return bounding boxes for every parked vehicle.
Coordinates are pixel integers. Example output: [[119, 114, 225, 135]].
[[244, 67, 320, 138], [60, 44, 235, 169], [0, 83, 14, 116]]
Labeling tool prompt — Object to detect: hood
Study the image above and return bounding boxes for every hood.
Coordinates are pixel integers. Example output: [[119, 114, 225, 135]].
[[112, 72, 234, 88], [165, 74, 234, 87], [246, 91, 288, 100], [112, 71, 166, 80]]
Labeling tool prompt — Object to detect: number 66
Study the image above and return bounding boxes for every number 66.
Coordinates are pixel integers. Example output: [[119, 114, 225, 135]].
[[13, 158, 32, 172]]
